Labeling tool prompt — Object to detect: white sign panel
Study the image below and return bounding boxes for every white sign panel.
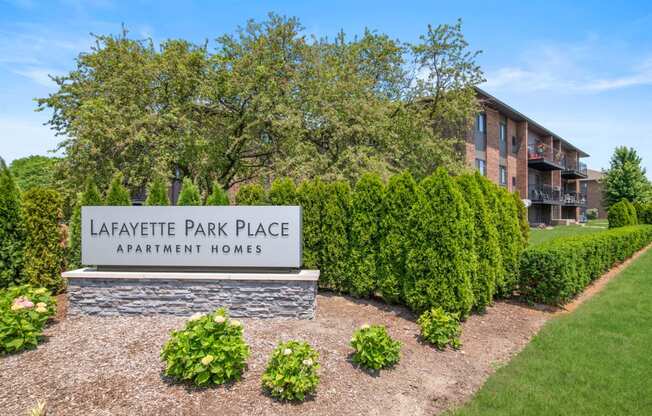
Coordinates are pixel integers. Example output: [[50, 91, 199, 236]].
[[81, 206, 302, 268]]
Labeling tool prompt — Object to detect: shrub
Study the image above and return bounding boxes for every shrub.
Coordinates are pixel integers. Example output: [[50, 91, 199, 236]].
[[345, 173, 385, 297], [0, 285, 56, 354], [105, 172, 131, 205], [22, 188, 66, 293], [512, 191, 529, 247], [456, 174, 501, 310], [235, 183, 266, 205], [519, 225, 652, 304], [145, 177, 169, 205], [417, 307, 461, 349], [297, 178, 326, 269], [378, 171, 420, 304], [205, 182, 230, 205], [267, 178, 297, 205], [161, 308, 250, 386], [586, 208, 599, 220], [634, 202, 652, 224], [68, 179, 102, 268], [319, 180, 351, 291], [0, 161, 24, 288], [608, 199, 637, 228], [405, 169, 475, 317], [350, 324, 401, 370], [262, 340, 320, 401], [177, 177, 202, 206]]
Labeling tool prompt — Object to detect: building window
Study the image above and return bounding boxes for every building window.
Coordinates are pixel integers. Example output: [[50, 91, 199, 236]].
[[512, 136, 518, 154], [512, 176, 517, 188], [475, 113, 486, 151], [499, 165, 507, 186], [475, 159, 487, 176], [499, 117, 507, 158]]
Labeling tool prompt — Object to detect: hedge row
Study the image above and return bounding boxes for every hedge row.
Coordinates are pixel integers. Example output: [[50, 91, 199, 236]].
[[519, 225, 652, 305], [237, 170, 527, 318]]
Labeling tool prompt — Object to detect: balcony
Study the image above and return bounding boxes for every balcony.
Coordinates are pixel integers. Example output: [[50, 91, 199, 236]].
[[529, 185, 586, 207], [528, 142, 564, 171], [561, 160, 588, 179]]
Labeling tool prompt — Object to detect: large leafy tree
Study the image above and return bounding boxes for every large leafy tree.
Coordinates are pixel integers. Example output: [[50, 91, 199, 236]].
[[603, 146, 651, 208], [37, 15, 481, 194]]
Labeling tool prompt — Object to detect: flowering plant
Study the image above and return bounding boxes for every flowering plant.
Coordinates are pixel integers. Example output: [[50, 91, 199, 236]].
[[350, 324, 401, 370], [262, 340, 320, 401], [160, 308, 250, 386], [417, 307, 462, 349], [0, 285, 56, 354]]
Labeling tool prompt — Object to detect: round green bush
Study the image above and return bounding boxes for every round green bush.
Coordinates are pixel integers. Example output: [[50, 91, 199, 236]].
[[262, 340, 320, 401], [235, 183, 266, 205], [350, 324, 401, 370], [0, 285, 56, 354], [608, 199, 637, 228], [161, 308, 250, 386], [417, 307, 461, 350], [267, 178, 297, 205]]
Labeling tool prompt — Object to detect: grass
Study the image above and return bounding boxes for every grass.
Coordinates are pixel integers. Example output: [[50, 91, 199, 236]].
[[529, 220, 608, 246], [452, 246, 652, 416]]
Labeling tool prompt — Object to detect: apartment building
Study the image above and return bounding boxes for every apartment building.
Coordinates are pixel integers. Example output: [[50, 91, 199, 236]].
[[466, 87, 589, 225]]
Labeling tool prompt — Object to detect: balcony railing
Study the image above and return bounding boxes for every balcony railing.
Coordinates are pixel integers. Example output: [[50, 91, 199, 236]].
[[561, 159, 588, 178], [528, 141, 564, 167], [529, 185, 586, 206]]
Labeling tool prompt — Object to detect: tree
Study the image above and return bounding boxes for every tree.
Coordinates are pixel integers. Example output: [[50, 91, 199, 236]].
[[105, 172, 131, 205], [205, 182, 230, 205], [235, 184, 266, 205], [177, 177, 201, 206], [0, 159, 24, 288], [405, 168, 475, 317], [9, 155, 61, 192], [22, 188, 66, 293], [267, 178, 297, 205], [603, 146, 651, 208], [319, 180, 351, 291], [145, 177, 170, 206], [68, 179, 103, 268], [456, 173, 501, 310], [345, 173, 385, 297], [377, 171, 420, 303]]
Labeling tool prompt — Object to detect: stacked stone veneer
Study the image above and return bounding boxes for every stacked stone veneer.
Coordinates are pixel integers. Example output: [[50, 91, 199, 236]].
[[67, 276, 317, 319]]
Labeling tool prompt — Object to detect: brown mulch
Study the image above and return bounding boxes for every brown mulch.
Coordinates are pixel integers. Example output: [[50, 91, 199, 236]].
[[0, 293, 550, 416]]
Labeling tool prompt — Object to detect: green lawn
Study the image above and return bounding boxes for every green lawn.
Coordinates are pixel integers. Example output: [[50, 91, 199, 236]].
[[452, 246, 652, 416], [529, 220, 608, 246]]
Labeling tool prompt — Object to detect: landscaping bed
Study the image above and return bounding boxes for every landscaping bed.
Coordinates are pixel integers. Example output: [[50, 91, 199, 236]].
[[0, 294, 549, 416]]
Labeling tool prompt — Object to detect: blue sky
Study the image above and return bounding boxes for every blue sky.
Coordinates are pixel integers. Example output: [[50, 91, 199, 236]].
[[1, 0, 651, 177]]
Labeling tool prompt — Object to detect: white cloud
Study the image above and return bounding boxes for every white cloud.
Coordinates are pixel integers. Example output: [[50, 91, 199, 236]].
[[0, 116, 62, 163], [12, 66, 59, 87]]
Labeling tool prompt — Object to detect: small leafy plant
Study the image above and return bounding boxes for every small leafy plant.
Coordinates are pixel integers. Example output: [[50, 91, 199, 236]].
[[262, 340, 320, 401], [417, 307, 462, 350], [350, 324, 401, 370], [0, 285, 56, 354], [161, 308, 250, 386]]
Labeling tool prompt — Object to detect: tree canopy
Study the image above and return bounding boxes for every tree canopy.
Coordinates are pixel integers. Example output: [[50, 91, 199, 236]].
[[37, 14, 483, 195], [603, 146, 651, 208]]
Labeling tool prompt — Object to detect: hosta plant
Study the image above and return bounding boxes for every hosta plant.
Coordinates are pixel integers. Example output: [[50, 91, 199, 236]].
[[161, 308, 250, 386], [417, 307, 462, 350], [262, 340, 320, 401], [350, 324, 401, 370], [0, 285, 56, 354]]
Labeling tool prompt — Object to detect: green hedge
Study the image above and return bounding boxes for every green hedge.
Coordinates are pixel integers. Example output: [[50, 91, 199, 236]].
[[634, 202, 652, 224], [520, 225, 652, 305]]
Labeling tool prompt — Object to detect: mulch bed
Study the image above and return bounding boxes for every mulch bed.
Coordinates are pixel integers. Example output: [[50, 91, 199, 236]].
[[0, 293, 551, 416]]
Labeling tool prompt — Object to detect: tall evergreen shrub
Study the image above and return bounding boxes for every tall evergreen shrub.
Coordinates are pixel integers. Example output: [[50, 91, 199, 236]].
[[346, 173, 385, 298], [235, 184, 266, 205], [405, 169, 475, 317], [0, 161, 24, 288], [177, 177, 202, 206], [608, 199, 637, 228], [512, 191, 529, 247], [456, 173, 501, 310], [319, 180, 351, 291], [22, 188, 66, 293], [377, 171, 420, 303], [145, 177, 169, 205], [205, 182, 230, 205], [68, 179, 102, 268], [105, 172, 131, 205], [268, 178, 297, 205], [297, 178, 326, 269]]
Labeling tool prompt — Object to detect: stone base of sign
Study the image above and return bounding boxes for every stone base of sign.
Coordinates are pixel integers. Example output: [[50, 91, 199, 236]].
[[62, 269, 319, 319]]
